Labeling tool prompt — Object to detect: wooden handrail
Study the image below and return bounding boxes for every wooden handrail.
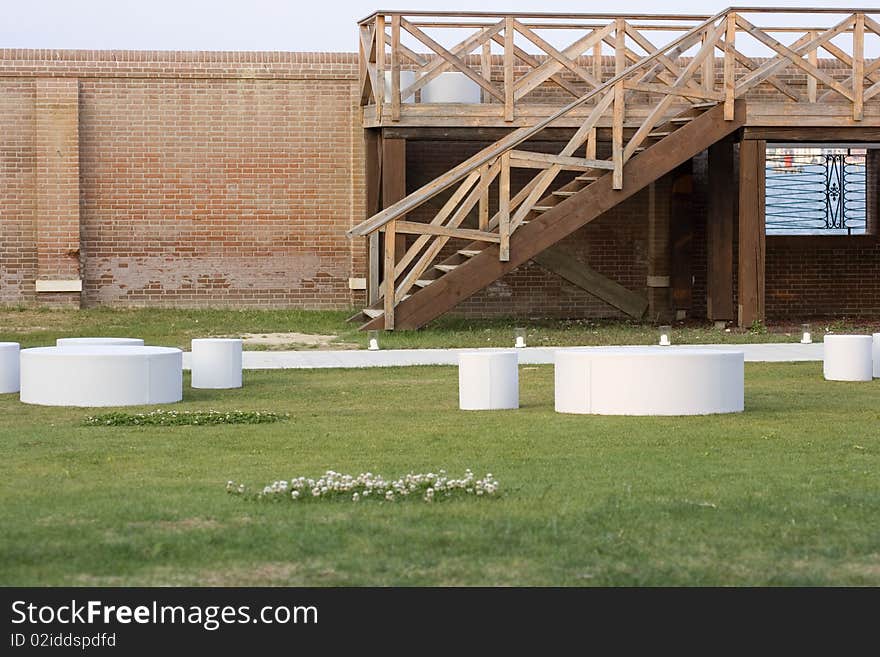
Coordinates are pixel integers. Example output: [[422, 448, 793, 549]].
[[348, 9, 728, 237]]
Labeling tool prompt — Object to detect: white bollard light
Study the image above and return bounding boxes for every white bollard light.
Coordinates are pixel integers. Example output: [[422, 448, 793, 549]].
[[191, 339, 243, 389]]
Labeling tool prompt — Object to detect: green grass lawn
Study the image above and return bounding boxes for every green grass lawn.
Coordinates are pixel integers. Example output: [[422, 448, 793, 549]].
[[1, 363, 878, 586], [2, 306, 879, 351]]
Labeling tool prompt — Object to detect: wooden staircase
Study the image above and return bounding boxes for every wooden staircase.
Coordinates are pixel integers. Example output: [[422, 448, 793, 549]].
[[351, 100, 745, 330]]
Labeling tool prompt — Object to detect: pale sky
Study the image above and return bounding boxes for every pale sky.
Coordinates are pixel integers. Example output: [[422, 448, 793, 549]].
[[0, 1, 865, 52]]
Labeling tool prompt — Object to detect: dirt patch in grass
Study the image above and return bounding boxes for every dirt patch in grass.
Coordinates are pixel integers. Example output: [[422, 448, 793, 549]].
[[235, 332, 358, 351]]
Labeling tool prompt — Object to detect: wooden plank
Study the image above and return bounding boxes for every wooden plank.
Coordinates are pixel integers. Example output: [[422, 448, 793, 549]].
[[381, 137, 407, 263], [481, 41, 492, 104], [737, 138, 766, 328], [499, 152, 510, 260], [706, 141, 735, 320], [376, 15, 385, 123], [509, 150, 614, 170], [533, 246, 648, 318], [489, 33, 583, 98], [743, 126, 880, 141], [504, 17, 515, 121], [394, 221, 501, 242], [854, 13, 865, 121], [593, 41, 602, 84], [724, 13, 736, 119], [586, 127, 597, 160], [478, 163, 490, 230], [365, 130, 382, 304], [623, 81, 724, 101], [383, 221, 396, 329], [513, 19, 601, 88], [807, 31, 818, 103], [360, 101, 746, 330], [391, 15, 401, 121], [701, 28, 714, 94]]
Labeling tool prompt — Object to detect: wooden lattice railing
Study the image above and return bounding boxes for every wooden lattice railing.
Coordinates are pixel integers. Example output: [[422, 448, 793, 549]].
[[350, 7, 880, 328]]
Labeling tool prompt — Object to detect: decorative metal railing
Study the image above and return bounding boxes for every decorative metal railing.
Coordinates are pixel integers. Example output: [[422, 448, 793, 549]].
[[766, 147, 868, 234]]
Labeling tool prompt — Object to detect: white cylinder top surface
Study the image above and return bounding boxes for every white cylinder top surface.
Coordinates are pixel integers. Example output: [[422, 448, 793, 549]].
[[0, 342, 20, 349], [57, 337, 144, 346], [192, 338, 243, 344], [26, 345, 177, 357]]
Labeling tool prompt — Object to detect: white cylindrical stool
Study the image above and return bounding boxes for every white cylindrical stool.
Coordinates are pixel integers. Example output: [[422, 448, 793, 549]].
[[458, 350, 518, 411], [823, 335, 873, 382], [57, 337, 144, 347], [0, 342, 20, 393], [191, 339, 243, 389], [873, 333, 880, 379]]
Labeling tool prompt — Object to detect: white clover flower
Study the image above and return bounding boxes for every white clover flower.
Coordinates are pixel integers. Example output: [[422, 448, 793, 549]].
[[352, 493, 360, 502]]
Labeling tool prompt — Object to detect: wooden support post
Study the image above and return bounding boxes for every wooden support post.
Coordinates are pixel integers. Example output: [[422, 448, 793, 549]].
[[867, 149, 880, 236], [365, 130, 381, 304], [481, 41, 492, 104], [612, 19, 625, 190], [381, 136, 407, 263], [499, 152, 510, 261], [707, 141, 735, 321], [585, 127, 597, 161], [376, 15, 385, 123], [854, 13, 865, 121], [724, 12, 736, 120], [478, 164, 490, 231], [390, 15, 401, 121], [807, 31, 818, 103], [504, 17, 514, 122], [592, 41, 602, 89], [738, 139, 766, 328], [647, 179, 671, 321], [670, 164, 694, 318], [384, 222, 396, 329]]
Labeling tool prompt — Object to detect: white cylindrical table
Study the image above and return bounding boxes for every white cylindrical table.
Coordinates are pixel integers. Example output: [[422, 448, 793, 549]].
[[191, 338, 243, 389], [458, 350, 519, 410], [873, 333, 880, 379], [555, 347, 744, 416], [823, 335, 873, 382], [20, 346, 182, 407], [57, 337, 144, 347], [0, 342, 20, 394]]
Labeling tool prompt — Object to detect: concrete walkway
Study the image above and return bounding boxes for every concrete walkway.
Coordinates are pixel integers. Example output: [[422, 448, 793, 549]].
[[181, 342, 823, 370]]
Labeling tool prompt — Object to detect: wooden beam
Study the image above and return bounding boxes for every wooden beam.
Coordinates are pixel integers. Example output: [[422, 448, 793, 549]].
[[670, 166, 694, 316], [499, 151, 510, 260], [390, 15, 401, 121], [394, 220, 501, 242], [359, 101, 747, 330], [533, 246, 648, 319], [854, 13, 865, 121], [707, 141, 735, 321], [509, 150, 614, 170], [365, 130, 382, 304], [376, 14, 385, 123], [742, 126, 880, 141], [646, 180, 671, 321], [737, 138, 766, 328], [381, 137, 407, 263], [504, 16, 515, 121], [724, 13, 736, 119], [383, 221, 396, 329]]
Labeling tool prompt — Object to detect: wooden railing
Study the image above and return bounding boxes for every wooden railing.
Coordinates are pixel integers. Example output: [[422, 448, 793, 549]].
[[352, 8, 880, 328]]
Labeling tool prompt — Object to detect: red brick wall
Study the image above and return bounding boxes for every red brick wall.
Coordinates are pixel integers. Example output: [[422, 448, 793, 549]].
[[0, 50, 366, 309]]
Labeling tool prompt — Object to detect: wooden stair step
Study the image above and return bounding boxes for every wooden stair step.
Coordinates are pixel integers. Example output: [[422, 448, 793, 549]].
[[669, 116, 694, 124], [532, 205, 554, 212], [415, 279, 434, 288], [552, 190, 578, 197], [575, 174, 599, 182], [363, 308, 383, 319], [434, 264, 458, 272], [691, 102, 717, 109], [648, 131, 671, 138], [457, 249, 481, 257]]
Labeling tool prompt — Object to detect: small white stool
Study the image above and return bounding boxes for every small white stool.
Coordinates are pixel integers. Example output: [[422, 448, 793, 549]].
[[458, 350, 518, 410], [191, 339, 243, 389], [57, 337, 144, 347], [823, 335, 873, 382], [873, 333, 880, 379], [0, 342, 20, 393]]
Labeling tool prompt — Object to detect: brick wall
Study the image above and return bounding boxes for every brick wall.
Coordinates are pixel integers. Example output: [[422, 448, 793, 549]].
[[0, 50, 366, 309]]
